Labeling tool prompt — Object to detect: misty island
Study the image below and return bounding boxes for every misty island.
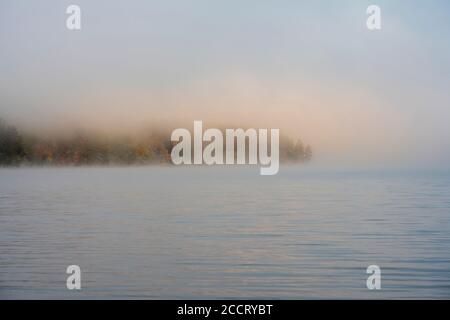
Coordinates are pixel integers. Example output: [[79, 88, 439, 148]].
[[0, 118, 312, 167]]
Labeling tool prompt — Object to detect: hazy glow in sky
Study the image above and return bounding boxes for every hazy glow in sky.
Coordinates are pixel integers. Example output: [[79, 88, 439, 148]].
[[1, 0, 450, 167]]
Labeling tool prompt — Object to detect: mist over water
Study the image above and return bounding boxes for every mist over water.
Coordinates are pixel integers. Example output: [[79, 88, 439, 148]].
[[1, 0, 450, 300], [1, 1, 450, 168]]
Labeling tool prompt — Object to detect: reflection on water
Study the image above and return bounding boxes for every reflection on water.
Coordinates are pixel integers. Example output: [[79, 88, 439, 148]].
[[0, 167, 449, 299]]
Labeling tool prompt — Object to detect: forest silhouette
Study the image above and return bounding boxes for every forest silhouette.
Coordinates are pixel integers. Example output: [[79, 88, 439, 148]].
[[0, 118, 312, 166]]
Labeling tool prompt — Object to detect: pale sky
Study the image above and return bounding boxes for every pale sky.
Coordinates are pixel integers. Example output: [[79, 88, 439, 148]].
[[1, 0, 450, 168]]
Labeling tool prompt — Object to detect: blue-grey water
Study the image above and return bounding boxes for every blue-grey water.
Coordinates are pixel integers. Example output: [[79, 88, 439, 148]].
[[0, 166, 449, 299]]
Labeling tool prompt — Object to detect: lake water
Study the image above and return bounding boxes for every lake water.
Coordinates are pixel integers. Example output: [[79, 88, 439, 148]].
[[0, 166, 449, 299]]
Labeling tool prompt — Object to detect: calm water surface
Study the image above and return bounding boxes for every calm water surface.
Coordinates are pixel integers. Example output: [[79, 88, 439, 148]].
[[1, 167, 449, 299]]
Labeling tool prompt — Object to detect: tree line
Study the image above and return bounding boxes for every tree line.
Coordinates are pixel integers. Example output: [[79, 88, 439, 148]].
[[0, 118, 312, 166]]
